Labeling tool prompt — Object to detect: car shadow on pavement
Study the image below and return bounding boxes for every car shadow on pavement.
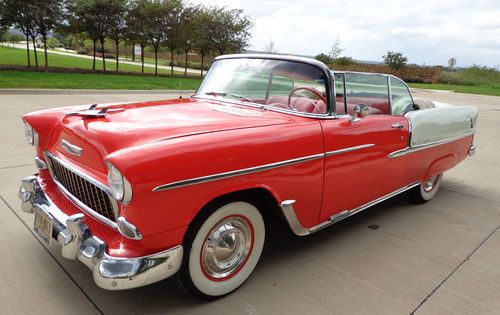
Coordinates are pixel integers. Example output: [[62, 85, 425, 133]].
[[76, 193, 412, 313]]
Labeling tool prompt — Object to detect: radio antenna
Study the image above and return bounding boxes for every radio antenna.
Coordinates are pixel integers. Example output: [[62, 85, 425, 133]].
[[179, 80, 182, 99]]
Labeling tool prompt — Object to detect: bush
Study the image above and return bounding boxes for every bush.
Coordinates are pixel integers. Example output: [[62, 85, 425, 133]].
[[440, 66, 500, 86], [95, 52, 115, 59], [46, 38, 61, 49], [1, 32, 24, 43], [174, 61, 211, 71], [315, 53, 333, 65]]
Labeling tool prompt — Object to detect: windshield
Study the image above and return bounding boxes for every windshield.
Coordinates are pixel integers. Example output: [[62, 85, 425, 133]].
[[196, 58, 328, 114]]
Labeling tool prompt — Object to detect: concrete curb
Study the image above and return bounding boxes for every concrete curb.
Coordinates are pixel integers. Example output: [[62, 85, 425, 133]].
[[0, 89, 196, 95]]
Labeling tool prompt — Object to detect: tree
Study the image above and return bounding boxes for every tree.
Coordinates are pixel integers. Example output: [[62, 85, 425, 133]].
[[263, 40, 276, 54], [192, 6, 214, 77], [2, 0, 38, 67], [70, 0, 116, 71], [126, 0, 149, 74], [329, 36, 344, 60], [144, 0, 168, 76], [383, 51, 408, 71], [163, 0, 182, 75], [34, 0, 63, 70], [315, 53, 333, 65], [178, 3, 200, 76], [0, 1, 9, 36], [105, 0, 127, 72], [67, 0, 100, 70], [209, 6, 252, 55]]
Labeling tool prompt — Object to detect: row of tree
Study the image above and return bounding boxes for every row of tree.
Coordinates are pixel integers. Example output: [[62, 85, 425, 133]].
[[0, 0, 253, 76]]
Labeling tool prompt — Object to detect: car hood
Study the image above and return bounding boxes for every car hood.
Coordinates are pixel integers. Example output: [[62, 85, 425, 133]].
[[51, 98, 294, 173]]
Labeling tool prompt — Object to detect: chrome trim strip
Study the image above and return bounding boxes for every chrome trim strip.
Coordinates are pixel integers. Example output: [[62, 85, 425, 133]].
[[325, 144, 374, 157], [154, 144, 376, 192], [61, 139, 83, 157], [280, 182, 420, 236], [388, 131, 475, 159], [44, 151, 119, 230], [153, 153, 325, 192]]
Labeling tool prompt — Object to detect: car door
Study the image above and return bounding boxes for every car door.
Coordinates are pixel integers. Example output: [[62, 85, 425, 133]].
[[318, 73, 409, 222]]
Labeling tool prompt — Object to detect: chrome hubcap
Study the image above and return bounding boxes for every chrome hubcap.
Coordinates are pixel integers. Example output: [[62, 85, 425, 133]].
[[201, 216, 253, 279], [423, 175, 438, 192]]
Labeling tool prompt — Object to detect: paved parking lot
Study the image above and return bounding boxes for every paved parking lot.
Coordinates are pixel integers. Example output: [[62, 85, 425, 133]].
[[0, 89, 498, 314]]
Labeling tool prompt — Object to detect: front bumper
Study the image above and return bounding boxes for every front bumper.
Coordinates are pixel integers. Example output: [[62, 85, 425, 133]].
[[19, 175, 183, 290]]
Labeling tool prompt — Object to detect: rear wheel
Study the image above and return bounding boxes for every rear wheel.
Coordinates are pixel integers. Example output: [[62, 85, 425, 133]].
[[177, 201, 265, 299], [407, 173, 443, 204]]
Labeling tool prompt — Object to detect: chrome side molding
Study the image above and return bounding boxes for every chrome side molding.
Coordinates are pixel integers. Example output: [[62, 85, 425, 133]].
[[325, 144, 374, 157], [153, 153, 325, 192], [388, 132, 475, 159], [280, 183, 420, 236], [154, 144, 375, 192]]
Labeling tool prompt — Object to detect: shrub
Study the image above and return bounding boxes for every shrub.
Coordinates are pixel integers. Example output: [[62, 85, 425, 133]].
[[315, 53, 333, 65], [46, 38, 60, 49]]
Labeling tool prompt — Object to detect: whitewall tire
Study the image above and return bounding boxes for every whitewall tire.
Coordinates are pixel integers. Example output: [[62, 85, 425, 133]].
[[178, 201, 265, 299], [407, 173, 443, 204]]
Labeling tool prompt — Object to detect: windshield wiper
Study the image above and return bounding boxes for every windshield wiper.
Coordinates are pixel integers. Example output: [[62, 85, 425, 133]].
[[230, 93, 263, 108], [204, 91, 227, 97]]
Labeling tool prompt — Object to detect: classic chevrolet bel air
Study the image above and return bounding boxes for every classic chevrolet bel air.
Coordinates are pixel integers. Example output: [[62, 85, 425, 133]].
[[19, 54, 477, 299]]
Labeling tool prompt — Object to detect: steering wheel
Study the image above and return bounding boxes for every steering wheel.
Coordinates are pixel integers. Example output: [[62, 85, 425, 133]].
[[287, 87, 327, 112]]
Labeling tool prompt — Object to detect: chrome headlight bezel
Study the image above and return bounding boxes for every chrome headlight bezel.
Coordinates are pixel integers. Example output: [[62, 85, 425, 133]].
[[24, 121, 38, 146], [106, 161, 132, 204]]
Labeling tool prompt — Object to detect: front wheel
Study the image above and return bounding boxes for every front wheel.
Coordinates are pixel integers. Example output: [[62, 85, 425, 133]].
[[407, 173, 443, 204], [178, 201, 265, 299]]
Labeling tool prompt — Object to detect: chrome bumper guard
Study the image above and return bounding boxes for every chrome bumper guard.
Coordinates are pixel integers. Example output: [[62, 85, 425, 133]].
[[19, 175, 183, 290], [468, 144, 476, 157]]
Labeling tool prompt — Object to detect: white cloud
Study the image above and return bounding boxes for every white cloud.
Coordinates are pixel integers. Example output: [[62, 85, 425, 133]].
[[194, 0, 500, 67]]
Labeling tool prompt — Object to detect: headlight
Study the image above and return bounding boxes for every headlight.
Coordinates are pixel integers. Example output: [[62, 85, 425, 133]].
[[106, 161, 132, 203], [24, 121, 38, 146]]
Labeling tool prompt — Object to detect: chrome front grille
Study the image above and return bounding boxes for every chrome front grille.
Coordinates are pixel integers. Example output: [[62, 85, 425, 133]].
[[46, 153, 117, 223]]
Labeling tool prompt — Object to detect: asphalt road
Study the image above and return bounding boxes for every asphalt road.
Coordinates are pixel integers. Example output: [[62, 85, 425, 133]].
[[0, 89, 498, 314]]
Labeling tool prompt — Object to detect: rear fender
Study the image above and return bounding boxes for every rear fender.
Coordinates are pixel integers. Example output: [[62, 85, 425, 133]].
[[424, 153, 457, 181]]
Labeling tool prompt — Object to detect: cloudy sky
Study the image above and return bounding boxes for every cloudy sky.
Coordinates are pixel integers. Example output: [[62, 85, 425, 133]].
[[194, 0, 500, 67]]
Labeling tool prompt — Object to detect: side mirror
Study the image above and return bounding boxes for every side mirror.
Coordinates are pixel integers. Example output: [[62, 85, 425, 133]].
[[354, 104, 369, 118]]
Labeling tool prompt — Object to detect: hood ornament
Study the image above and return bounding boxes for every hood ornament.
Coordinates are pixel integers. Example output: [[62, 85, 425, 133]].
[[65, 103, 125, 118], [61, 139, 82, 157]]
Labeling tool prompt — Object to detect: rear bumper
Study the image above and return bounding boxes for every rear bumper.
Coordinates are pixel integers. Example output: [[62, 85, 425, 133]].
[[19, 175, 183, 290]]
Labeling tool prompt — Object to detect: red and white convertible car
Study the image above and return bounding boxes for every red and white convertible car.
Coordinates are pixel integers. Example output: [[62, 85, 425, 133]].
[[19, 54, 477, 299]]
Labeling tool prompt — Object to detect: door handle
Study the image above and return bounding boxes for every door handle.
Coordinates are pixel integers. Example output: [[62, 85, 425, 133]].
[[391, 123, 404, 129]]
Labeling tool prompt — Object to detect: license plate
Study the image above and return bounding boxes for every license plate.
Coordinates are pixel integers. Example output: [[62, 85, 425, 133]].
[[34, 207, 53, 245]]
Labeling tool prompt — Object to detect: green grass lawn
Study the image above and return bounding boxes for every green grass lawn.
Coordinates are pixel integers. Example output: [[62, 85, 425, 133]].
[[408, 83, 500, 97], [0, 70, 201, 90], [0, 46, 189, 76]]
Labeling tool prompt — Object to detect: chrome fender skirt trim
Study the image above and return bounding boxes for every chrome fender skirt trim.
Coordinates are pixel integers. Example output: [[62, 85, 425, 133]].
[[280, 183, 419, 236], [388, 132, 475, 159], [153, 144, 374, 192], [18, 176, 183, 290]]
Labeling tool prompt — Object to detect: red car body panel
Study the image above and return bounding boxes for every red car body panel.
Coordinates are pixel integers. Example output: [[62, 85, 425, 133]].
[[23, 95, 474, 259]]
